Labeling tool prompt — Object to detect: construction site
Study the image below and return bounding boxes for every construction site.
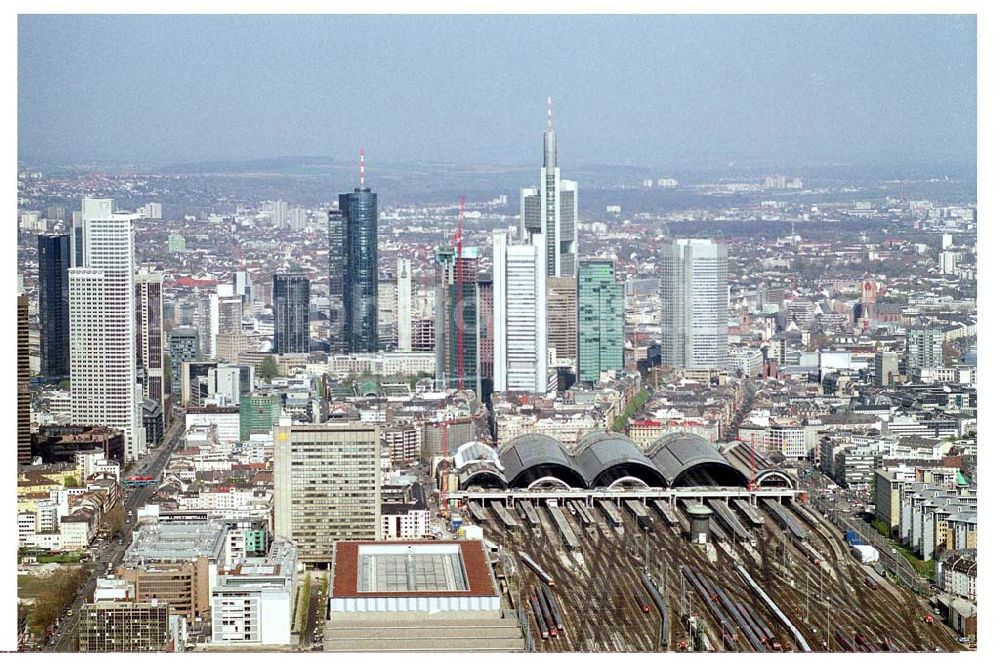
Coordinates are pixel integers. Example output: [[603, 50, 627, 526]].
[[462, 492, 962, 653]]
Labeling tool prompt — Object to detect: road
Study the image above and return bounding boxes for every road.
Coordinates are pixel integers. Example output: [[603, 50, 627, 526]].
[[44, 413, 187, 652]]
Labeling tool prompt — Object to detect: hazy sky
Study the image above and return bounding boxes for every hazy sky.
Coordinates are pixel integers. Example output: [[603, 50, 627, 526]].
[[18, 14, 976, 168]]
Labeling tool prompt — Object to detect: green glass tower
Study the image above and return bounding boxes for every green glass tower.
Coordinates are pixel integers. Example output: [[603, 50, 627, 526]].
[[577, 259, 623, 383], [240, 393, 282, 442]]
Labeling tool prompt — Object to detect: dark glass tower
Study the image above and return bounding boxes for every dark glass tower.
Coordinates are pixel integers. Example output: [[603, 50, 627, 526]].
[[338, 187, 378, 353], [38, 234, 71, 378], [272, 273, 310, 354]]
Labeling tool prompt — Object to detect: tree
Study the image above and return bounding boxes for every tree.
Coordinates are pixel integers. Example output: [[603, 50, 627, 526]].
[[63, 476, 81, 489], [260, 355, 280, 382], [101, 505, 126, 537]]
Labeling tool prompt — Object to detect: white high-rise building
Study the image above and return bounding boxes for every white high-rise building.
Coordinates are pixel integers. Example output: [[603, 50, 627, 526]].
[[396, 258, 412, 352], [70, 198, 145, 460], [520, 97, 578, 278], [660, 238, 729, 370], [269, 200, 288, 227], [493, 230, 547, 393]]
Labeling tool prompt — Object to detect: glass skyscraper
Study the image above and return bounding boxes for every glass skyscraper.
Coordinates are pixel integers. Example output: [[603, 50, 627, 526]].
[[272, 273, 310, 354], [330, 184, 378, 353], [577, 259, 623, 383], [38, 233, 71, 378]]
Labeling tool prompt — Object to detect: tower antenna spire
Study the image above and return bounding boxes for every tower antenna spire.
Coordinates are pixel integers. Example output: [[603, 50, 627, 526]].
[[359, 146, 366, 189], [546, 96, 553, 132]]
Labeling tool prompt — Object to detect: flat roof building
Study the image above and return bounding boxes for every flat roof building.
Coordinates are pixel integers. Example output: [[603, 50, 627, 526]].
[[326, 540, 523, 651]]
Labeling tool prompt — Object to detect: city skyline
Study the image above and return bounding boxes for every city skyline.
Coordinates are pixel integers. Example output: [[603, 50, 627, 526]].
[[12, 10, 981, 656], [18, 15, 976, 168]]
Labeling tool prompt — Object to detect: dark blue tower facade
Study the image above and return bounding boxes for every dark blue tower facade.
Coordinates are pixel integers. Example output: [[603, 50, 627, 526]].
[[38, 234, 70, 378]]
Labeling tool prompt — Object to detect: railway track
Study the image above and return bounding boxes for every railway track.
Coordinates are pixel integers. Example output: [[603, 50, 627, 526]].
[[464, 498, 959, 653]]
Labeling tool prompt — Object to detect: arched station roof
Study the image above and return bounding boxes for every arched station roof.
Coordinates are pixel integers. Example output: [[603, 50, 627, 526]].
[[572, 431, 667, 488], [646, 433, 748, 488], [498, 434, 586, 489]]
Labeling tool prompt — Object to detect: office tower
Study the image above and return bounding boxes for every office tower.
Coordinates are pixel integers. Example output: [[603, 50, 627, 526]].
[[167, 233, 186, 253], [70, 199, 145, 460], [210, 285, 244, 359], [70, 198, 112, 268], [269, 200, 287, 226], [207, 364, 252, 405], [234, 270, 253, 305], [378, 280, 397, 350], [874, 351, 899, 387], [434, 245, 481, 397], [520, 98, 578, 277], [272, 273, 310, 354], [478, 278, 494, 385], [493, 231, 547, 393], [906, 328, 944, 371], [18, 290, 31, 465], [546, 276, 577, 368], [660, 238, 729, 370], [135, 273, 166, 416], [327, 209, 346, 353], [38, 234, 71, 378], [240, 393, 282, 442], [79, 601, 170, 652], [332, 154, 379, 353], [273, 419, 381, 563], [577, 260, 624, 383], [396, 258, 412, 351], [168, 327, 199, 400]]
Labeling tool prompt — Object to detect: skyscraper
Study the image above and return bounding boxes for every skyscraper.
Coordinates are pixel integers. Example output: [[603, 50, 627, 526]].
[[434, 245, 480, 397], [168, 327, 199, 400], [69, 199, 145, 460], [273, 419, 381, 563], [546, 276, 577, 369], [520, 98, 579, 277], [478, 278, 494, 387], [272, 273, 310, 354], [493, 231, 548, 393], [330, 150, 379, 353], [38, 234, 70, 378], [18, 289, 31, 465], [396, 258, 412, 352], [577, 259, 624, 383], [210, 285, 244, 359], [660, 238, 729, 370], [135, 273, 166, 416]]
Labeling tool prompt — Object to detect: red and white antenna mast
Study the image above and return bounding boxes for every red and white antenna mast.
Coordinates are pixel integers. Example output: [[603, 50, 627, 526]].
[[359, 146, 366, 189]]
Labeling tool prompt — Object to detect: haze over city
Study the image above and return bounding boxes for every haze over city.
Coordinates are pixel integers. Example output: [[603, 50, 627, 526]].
[[19, 14, 976, 168]]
